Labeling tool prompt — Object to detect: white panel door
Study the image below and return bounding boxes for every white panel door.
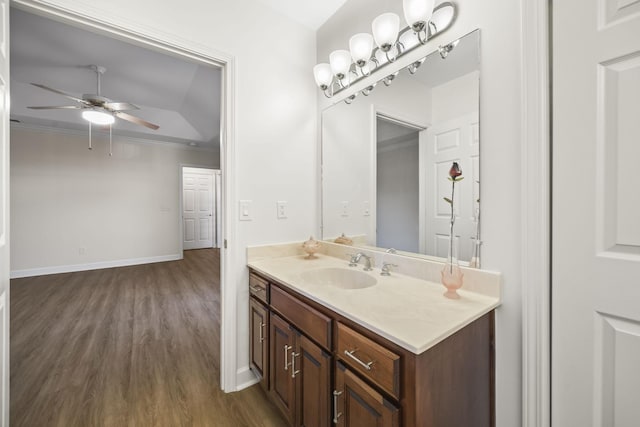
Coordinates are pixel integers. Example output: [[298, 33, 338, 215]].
[[183, 168, 214, 250], [423, 113, 479, 262], [553, 1, 640, 426], [0, 0, 8, 424]]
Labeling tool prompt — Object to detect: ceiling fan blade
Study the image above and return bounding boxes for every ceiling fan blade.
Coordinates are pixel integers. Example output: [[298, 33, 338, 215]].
[[27, 105, 83, 110], [103, 101, 139, 111], [115, 112, 159, 130], [30, 83, 89, 105]]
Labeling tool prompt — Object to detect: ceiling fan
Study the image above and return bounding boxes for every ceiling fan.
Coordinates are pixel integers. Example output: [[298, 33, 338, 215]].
[[27, 64, 160, 130]]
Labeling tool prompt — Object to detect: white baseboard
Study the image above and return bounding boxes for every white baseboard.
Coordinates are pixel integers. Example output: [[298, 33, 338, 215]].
[[236, 366, 259, 391], [10, 254, 183, 279]]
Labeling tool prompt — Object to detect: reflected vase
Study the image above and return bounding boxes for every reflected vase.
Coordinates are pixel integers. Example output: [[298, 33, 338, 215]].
[[441, 237, 463, 299]]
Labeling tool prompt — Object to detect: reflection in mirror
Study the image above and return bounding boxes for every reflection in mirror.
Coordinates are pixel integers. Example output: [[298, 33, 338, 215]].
[[321, 30, 480, 263]]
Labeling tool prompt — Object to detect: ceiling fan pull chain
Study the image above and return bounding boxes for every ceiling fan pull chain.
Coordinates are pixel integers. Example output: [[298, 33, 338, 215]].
[[109, 124, 113, 156], [88, 121, 92, 150]]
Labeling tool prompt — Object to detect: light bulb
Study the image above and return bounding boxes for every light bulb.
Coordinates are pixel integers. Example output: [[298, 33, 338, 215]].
[[349, 33, 373, 67], [372, 13, 400, 52], [403, 0, 435, 32], [313, 63, 333, 89], [82, 110, 115, 125], [329, 50, 352, 80]]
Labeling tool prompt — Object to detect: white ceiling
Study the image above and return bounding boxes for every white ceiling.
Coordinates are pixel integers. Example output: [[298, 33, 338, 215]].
[[253, 0, 348, 30], [10, 8, 222, 149]]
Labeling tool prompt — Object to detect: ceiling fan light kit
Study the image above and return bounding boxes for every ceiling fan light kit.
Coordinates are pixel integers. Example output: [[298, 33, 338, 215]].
[[28, 64, 160, 156], [82, 110, 115, 125]]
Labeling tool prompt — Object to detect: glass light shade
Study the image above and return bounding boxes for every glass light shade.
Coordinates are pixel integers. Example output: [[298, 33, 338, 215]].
[[82, 110, 115, 125], [313, 63, 333, 88], [349, 33, 373, 65], [329, 50, 352, 79], [372, 13, 400, 50], [403, 0, 435, 29]]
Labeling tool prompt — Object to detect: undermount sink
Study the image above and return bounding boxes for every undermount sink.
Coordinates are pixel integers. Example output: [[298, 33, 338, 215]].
[[300, 267, 377, 290]]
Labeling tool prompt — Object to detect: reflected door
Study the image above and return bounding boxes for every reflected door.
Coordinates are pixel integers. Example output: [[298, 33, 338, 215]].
[[423, 112, 479, 261]]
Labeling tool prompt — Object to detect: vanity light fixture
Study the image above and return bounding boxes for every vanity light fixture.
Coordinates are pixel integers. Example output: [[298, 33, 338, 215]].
[[372, 13, 402, 61], [313, 1, 457, 101], [438, 39, 460, 59], [403, 0, 435, 44], [329, 49, 353, 86], [349, 33, 375, 76]]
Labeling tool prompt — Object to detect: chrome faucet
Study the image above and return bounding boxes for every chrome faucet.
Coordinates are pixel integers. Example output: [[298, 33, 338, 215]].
[[380, 262, 398, 276], [348, 252, 373, 271]]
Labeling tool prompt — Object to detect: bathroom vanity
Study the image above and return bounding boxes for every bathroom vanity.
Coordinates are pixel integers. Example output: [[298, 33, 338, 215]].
[[247, 244, 500, 427]]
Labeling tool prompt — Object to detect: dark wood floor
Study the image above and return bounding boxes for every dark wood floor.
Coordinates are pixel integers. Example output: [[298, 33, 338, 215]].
[[11, 249, 286, 427]]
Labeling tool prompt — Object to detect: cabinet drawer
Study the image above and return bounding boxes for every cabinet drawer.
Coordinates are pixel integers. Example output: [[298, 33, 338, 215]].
[[336, 322, 400, 399], [271, 285, 332, 350], [249, 273, 269, 304]]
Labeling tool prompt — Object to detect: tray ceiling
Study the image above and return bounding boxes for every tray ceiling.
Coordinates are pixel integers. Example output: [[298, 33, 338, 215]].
[[10, 8, 222, 149]]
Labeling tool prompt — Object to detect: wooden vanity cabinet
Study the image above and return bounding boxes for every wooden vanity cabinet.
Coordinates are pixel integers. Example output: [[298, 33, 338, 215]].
[[249, 273, 271, 390], [269, 312, 296, 424], [249, 269, 495, 427], [269, 312, 332, 427], [334, 361, 399, 427], [295, 332, 331, 427], [249, 297, 269, 390]]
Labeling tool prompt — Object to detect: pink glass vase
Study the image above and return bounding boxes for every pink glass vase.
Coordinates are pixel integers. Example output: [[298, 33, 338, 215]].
[[441, 237, 464, 299]]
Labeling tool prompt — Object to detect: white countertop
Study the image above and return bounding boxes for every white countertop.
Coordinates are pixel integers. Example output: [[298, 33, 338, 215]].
[[248, 253, 500, 355]]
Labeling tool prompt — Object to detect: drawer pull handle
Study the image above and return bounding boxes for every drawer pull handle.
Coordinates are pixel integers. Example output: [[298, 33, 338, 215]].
[[291, 351, 300, 378], [250, 285, 264, 293], [332, 390, 343, 423], [259, 322, 265, 343], [284, 345, 292, 370], [344, 349, 374, 371]]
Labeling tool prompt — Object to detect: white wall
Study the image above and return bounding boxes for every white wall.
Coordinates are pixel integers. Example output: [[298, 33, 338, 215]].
[[10, 126, 216, 275], [12, 0, 318, 387], [318, 1, 523, 426], [431, 71, 479, 123]]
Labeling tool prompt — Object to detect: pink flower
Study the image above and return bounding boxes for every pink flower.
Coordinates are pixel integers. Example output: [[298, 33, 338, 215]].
[[449, 162, 462, 179]]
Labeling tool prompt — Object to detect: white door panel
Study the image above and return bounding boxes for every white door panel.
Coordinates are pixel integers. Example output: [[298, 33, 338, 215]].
[[553, 1, 640, 425], [182, 168, 216, 250]]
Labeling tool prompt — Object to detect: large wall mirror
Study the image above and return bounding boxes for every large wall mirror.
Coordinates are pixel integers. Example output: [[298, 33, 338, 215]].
[[321, 29, 480, 263]]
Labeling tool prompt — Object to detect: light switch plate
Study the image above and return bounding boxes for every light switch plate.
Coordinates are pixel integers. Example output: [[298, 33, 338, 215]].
[[341, 201, 349, 217], [277, 201, 288, 219], [239, 200, 252, 221]]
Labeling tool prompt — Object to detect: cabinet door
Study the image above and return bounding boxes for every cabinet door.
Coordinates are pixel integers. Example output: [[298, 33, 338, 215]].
[[295, 333, 331, 427], [249, 297, 269, 390], [334, 362, 399, 427], [270, 313, 296, 424]]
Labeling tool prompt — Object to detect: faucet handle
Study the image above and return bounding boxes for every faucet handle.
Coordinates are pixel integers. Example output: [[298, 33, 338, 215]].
[[346, 253, 359, 267], [380, 262, 398, 276]]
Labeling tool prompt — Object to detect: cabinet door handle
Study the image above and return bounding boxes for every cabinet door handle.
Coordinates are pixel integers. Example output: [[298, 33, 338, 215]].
[[291, 351, 300, 378], [284, 345, 292, 370], [250, 285, 263, 293], [344, 349, 374, 371], [332, 390, 343, 423], [259, 322, 265, 343]]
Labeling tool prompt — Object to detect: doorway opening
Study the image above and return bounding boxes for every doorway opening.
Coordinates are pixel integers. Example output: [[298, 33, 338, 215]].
[[375, 115, 423, 253], [8, 2, 239, 423]]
